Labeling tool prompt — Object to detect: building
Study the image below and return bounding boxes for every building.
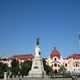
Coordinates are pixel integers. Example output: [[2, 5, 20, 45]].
[[65, 54, 80, 73], [13, 54, 33, 62], [46, 47, 80, 74], [0, 46, 80, 74], [0, 54, 33, 67]]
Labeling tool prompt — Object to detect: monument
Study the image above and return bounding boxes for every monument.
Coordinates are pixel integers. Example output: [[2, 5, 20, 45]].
[[29, 38, 46, 77]]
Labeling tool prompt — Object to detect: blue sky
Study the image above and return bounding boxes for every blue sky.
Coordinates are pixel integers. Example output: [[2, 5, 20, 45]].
[[0, 0, 80, 57]]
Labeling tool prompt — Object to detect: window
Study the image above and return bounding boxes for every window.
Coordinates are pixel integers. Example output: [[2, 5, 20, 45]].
[[76, 64, 78, 67], [54, 63, 57, 67], [54, 58, 56, 61], [65, 63, 67, 67]]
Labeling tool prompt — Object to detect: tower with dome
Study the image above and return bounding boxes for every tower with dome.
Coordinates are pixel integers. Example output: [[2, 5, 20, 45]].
[[48, 47, 63, 73]]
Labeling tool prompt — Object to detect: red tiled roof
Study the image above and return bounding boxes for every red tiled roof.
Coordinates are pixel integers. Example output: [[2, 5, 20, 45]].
[[13, 54, 33, 61], [66, 53, 80, 59], [3, 54, 33, 61]]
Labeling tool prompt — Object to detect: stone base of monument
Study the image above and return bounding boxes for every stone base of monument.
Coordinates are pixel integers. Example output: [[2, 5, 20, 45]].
[[28, 57, 46, 77], [29, 71, 46, 77]]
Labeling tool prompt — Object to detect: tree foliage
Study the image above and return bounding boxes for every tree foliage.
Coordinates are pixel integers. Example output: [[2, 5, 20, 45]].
[[43, 58, 52, 75], [11, 59, 19, 77], [20, 61, 32, 76], [0, 62, 8, 78], [9, 59, 32, 77], [59, 65, 66, 74]]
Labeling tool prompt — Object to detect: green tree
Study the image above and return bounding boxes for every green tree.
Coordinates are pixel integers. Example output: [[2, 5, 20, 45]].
[[20, 61, 32, 76], [59, 65, 66, 74], [11, 59, 19, 77], [43, 58, 53, 75], [0, 62, 8, 78], [59, 65, 72, 77]]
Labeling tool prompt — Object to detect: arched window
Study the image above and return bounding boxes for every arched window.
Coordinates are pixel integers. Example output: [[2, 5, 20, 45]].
[[54, 63, 57, 67], [54, 58, 56, 61], [65, 63, 67, 67], [76, 63, 78, 67]]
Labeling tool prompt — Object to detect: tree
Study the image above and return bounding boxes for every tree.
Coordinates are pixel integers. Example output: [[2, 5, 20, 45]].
[[43, 58, 53, 75], [59, 65, 66, 74], [59, 65, 72, 77], [0, 62, 8, 78], [11, 59, 19, 77], [20, 61, 32, 76]]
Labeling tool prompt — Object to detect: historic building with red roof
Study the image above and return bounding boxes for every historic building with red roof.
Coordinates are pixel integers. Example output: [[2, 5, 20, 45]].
[[46, 47, 80, 73], [13, 54, 33, 62], [0, 54, 33, 67]]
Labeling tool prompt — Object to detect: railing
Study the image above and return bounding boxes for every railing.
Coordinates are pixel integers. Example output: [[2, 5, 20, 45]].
[[0, 74, 80, 80]]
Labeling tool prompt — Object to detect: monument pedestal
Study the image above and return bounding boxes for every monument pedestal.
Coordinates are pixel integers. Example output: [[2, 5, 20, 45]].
[[29, 57, 46, 77], [29, 71, 44, 77]]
